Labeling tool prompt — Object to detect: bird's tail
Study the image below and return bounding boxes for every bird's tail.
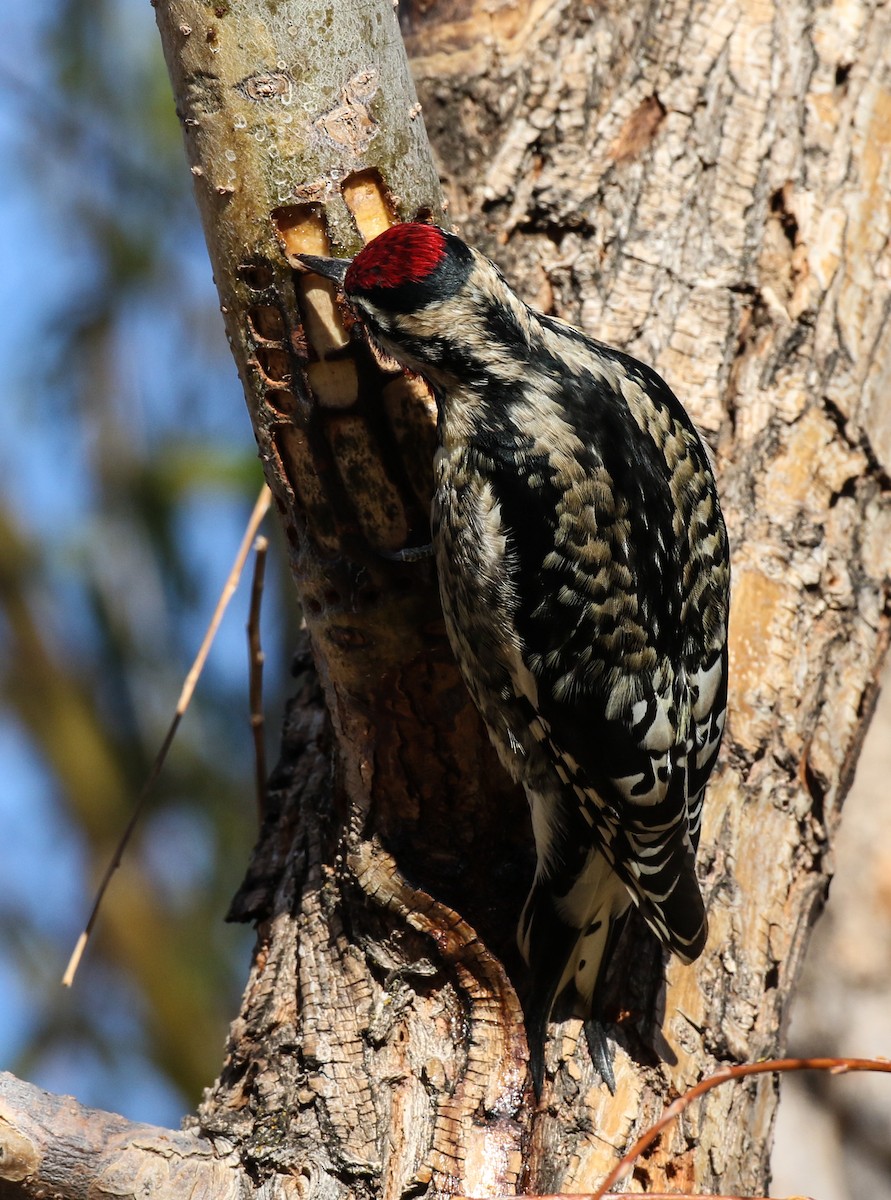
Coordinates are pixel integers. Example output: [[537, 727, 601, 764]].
[[518, 852, 630, 1096]]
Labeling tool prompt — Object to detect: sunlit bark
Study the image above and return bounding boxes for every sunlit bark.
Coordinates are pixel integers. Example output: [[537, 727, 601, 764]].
[[3, 0, 890, 1197]]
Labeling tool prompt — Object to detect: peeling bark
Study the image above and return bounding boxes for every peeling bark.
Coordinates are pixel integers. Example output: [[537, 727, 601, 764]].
[[3, 1, 891, 1198]]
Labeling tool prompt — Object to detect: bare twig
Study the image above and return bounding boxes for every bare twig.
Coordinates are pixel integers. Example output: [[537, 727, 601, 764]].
[[503, 1193, 781, 1200], [247, 534, 269, 821], [62, 484, 272, 987], [592, 1056, 891, 1199]]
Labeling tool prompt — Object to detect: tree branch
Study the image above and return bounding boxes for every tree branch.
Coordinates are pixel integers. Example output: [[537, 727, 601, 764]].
[[0, 1072, 248, 1200]]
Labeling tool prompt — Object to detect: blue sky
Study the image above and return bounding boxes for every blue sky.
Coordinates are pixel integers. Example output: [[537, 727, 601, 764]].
[[0, 0, 286, 1126]]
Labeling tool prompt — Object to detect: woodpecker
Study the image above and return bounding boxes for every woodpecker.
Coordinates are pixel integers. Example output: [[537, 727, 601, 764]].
[[297, 224, 730, 1095]]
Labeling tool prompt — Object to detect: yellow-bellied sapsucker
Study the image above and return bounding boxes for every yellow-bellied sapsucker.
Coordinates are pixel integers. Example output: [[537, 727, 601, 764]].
[[298, 224, 730, 1096]]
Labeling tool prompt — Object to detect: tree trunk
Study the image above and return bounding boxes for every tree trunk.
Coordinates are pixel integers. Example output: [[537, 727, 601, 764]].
[[3, 0, 890, 1197]]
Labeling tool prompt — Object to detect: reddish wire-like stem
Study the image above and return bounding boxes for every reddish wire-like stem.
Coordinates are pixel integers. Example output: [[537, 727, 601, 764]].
[[592, 1055, 891, 1199]]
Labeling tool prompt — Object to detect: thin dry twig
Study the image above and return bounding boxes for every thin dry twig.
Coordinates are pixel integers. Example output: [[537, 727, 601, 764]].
[[504, 1193, 781, 1200], [592, 1055, 891, 1199], [62, 484, 272, 987], [247, 534, 269, 821]]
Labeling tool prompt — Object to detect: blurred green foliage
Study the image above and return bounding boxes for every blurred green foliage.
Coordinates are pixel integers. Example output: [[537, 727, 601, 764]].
[[0, 0, 297, 1122]]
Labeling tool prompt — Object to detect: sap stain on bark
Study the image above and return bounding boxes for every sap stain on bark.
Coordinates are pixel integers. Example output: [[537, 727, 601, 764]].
[[609, 95, 667, 163]]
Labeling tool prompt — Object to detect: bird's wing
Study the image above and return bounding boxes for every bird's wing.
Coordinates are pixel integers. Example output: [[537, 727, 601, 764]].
[[479, 356, 728, 959]]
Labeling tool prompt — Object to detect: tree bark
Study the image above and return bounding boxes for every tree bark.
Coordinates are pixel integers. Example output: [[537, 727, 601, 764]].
[[3, 0, 891, 1197]]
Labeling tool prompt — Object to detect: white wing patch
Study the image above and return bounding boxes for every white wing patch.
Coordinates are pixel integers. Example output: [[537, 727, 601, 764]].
[[529, 789, 562, 879], [691, 654, 722, 722], [554, 853, 630, 1004]]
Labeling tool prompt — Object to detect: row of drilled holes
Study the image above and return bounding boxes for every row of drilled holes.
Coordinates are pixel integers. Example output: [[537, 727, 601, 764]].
[[240, 167, 405, 417], [236, 170, 434, 585]]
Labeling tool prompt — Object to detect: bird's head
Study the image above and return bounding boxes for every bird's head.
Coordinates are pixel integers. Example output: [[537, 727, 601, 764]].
[[296, 223, 476, 373], [343, 223, 473, 312]]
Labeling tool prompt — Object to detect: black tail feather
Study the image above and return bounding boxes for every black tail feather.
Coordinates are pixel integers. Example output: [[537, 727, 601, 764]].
[[520, 886, 576, 1098], [584, 1018, 616, 1094]]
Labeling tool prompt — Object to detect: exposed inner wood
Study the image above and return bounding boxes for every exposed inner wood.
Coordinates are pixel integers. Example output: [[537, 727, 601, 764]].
[[342, 169, 398, 241]]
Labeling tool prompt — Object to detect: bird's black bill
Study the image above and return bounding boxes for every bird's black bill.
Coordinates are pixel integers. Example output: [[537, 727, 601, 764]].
[[294, 253, 351, 284]]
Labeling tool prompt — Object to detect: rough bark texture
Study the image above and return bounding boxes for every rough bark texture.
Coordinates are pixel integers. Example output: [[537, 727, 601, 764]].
[[772, 659, 891, 1197], [3, 0, 891, 1198], [400, 0, 891, 1187], [154, 2, 533, 1198]]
